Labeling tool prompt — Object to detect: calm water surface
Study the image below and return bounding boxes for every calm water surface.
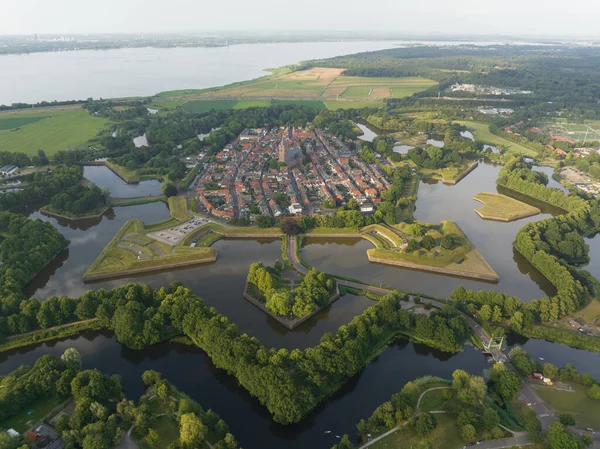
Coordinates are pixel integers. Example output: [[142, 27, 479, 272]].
[[0, 42, 410, 104], [83, 166, 162, 197], [303, 161, 557, 300], [0, 330, 489, 449]]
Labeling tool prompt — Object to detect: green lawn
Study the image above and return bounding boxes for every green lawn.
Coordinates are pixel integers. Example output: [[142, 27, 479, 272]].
[[456, 121, 538, 157], [0, 396, 66, 433], [571, 300, 600, 325], [342, 86, 372, 97], [0, 116, 45, 130], [474, 192, 541, 222], [234, 99, 273, 109], [0, 108, 109, 156], [271, 99, 326, 109], [182, 100, 238, 112], [536, 383, 600, 428], [369, 414, 463, 449], [391, 86, 436, 98], [168, 196, 191, 221], [418, 386, 453, 412], [325, 100, 384, 110]]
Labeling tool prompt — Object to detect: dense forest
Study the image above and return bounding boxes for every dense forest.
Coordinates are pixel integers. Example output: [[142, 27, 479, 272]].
[[0, 165, 83, 211], [0, 212, 69, 323], [47, 183, 109, 216], [0, 351, 240, 449], [0, 280, 471, 424], [248, 263, 336, 318]]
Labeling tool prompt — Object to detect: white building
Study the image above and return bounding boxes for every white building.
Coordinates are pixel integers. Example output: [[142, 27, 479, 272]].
[[0, 165, 18, 176]]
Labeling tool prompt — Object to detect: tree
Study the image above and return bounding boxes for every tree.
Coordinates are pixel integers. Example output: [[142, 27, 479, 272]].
[[452, 370, 486, 405], [421, 235, 436, 250], [559, 413, 576, 426], [414, 413, 437, 436], [256, 215, 275, 228], [481, 408, 499, 431], [478, 304, 492, 322], [142, 370, 162, 387], [460, 424, 476, 442], [546, 422, 582, 449], [179, 413, 207, 448], [587, 384, 600, 400], [162, 183, 178, 198], [543, 363, 559, 380], [408, 223, 424, 237], [146, 429, 159, 446], [440, 235, 454, 250], [61, 348, 82, 369], [281, 219, 301, 236], [489, 363, 521, 401]]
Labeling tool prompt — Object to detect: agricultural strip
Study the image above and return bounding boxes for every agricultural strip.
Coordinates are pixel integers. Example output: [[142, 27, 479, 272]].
[[0, 107, 109, 156], [474, 192, 541, 222]]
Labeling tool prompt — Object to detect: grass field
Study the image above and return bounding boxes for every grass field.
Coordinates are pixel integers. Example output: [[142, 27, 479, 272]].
[[370, 221, 498, 280], [369, 414, 463, 449], [0, 107, 109, 156], [0, 396, 66, 433], [272, 99, 326, 109], [474, 192, 541, 222], [456, 121, 537, 157], [182, 100, 238, 112], [536, 383, 600, 428], [571, 300, 600, 325], [325, 100, 383, 110], [342, 86, 372, 97], [0, 116, 45, 130], [177, 67, 435, 105], [167, 196, 190, 220]]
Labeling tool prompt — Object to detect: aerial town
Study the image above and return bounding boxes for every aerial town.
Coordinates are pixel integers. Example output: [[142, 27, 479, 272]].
[[195, 127, 390, 220]]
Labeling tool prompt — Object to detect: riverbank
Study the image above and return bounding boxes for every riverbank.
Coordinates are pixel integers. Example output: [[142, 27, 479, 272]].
[[419, 160, 479, 185], [367, 248, 499, 282], [40, 205, 111, 221]]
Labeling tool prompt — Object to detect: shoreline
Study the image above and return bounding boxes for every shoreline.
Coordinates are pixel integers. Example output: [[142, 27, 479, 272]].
[[40, 205, 111, 222], [83, 253, 218, 282], [367, 250, 500, 282]]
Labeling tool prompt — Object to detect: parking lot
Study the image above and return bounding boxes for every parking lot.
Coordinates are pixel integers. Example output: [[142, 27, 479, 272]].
[[148, 217, 210, 245]]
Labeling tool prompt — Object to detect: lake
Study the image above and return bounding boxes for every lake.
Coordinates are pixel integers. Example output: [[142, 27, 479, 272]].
[[0, 41, 408, 105]]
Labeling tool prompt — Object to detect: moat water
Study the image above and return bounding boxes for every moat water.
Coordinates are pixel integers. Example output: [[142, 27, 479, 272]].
[[4, 158, 600, 448]]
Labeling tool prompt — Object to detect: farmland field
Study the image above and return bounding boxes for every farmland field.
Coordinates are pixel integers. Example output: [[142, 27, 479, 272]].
[[184, 67, 436, 102], [181, 100, 238, 112], [342, 86, 372, 97], [0, 116, 45, 130], [0, 107, 109, 156]]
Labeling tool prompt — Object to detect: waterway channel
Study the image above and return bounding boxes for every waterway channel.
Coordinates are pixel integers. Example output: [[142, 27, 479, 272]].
[[4, 153, 600, 447]]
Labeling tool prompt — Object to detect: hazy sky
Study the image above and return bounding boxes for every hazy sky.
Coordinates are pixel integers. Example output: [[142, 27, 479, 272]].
[[2, 0, 600, 37]]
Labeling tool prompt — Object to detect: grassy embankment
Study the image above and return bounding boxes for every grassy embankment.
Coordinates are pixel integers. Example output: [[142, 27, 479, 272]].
[[84, 197, 216, 280], [456, 120, 538, 157], [367, 221, 499, 281], [473, 192, 541, 222], [104, 160, 140, 183], [0, 106, 110, 156], [535, 383, 600, 428], [417, 160, 479, 185]]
